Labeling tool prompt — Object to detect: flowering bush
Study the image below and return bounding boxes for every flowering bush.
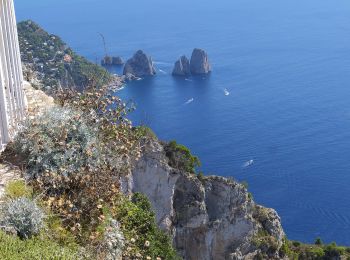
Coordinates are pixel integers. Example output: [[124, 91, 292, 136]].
[[114, 193, 178, 259], [9, 86, 143, 242], [1, 197, 44, 239], [14, 107, 99, 186], [4, 86, 179, 258]]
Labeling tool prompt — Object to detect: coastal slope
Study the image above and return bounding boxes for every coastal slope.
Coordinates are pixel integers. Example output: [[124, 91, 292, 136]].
[[17, 20, 112, 92]]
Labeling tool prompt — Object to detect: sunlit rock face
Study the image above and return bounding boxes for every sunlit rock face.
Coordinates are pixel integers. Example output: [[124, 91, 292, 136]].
[[121, 138, 285, 260]]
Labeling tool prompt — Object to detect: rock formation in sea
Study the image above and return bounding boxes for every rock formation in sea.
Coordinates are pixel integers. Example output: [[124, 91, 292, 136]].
[[101, 56, 112, 66], [123, 50, 156, 77], [172, 55, 191, 76], [101, 56, 124, 66], [112, 56, 124, 65], [121, 138, 285, 260], [190, 48, 211, 75]]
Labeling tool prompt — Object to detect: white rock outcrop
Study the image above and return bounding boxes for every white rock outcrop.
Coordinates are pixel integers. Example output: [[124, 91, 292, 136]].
[[121, 138, 285, 260]]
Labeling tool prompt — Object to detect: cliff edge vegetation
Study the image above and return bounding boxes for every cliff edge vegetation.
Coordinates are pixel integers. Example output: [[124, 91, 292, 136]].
[[0, 21, 349, 260], [1, 84, 348, 259], [18, 20, 113, 92]]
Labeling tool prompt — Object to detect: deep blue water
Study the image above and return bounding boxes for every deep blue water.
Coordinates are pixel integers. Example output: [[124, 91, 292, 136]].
[[15, 0, 350, 245]]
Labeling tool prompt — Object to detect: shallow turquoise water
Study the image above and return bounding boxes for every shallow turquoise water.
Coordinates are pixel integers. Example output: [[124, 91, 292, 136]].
[[16, 0, 350, 244]]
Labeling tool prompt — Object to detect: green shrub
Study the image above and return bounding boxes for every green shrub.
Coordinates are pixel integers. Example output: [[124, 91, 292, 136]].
[[1, 197, 44, 239], [315, 237, 323, 245], [324, 242, 345, 258], [4, 180, 33, 200], [113, 193, 179, 259], [197, 171, 205, 182], [0, 230, 79, 260], [45, 215, 77, 249], [134, 126, 157, 140], [307, 247, 325, 258], [241, 180, 249, 189], [292, 241, 301, 247], [254, 234, 279, 256], [248, 192, 254, 200], [164, 140, 201, 174]]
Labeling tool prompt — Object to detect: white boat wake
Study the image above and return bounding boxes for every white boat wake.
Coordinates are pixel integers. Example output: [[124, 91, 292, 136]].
[[185, 78, 193, 82], [242, 159, 254, 168], [154, 61, 172, 66], [185, 98, 194, 105]]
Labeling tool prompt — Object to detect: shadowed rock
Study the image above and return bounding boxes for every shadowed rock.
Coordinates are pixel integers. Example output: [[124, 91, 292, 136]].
[[112, 56, 124, 65], [123, 50, 156, 77], [101, 56, 124, 66], [172, 55, 191, 76], [190, 48, 211, 75], [101, 56, 112, 66]]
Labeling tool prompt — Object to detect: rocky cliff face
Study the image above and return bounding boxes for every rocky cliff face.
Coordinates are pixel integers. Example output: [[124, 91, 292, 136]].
[[121, 138, 285, 260], [190, 48, 211, 75], [172, 55, 191, 76], [123, 50, 156, 77]]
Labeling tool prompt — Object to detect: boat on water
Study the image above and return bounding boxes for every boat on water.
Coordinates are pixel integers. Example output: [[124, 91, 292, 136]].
[[243, 159, 254, 168]]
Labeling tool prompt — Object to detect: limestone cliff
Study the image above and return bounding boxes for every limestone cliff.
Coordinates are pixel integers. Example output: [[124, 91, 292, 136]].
[[121, 138, 285, 260]]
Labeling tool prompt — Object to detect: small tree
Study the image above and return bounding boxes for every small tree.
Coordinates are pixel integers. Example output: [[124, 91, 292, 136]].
[[164, 140, 201, 174], [315, 237, 323, 245]]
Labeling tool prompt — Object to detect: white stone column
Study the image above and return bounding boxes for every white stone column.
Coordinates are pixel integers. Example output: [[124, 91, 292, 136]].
[[0, 0, 26, 151]]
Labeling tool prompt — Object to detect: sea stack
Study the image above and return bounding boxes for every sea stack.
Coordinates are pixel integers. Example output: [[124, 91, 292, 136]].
[[112, 56, 124, 65], [123, 50, 156, 77], [101, 56, 124, 66], [190, 48, 211, 75], [101, 56, 112, 66], [172, 55, 191, 76]]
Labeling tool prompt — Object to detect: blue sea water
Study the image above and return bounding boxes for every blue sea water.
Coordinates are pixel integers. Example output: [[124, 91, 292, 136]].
[[15, 0, 350, 245]]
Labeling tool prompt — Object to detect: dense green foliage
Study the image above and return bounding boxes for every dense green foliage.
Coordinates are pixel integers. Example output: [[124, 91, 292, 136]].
[[281, 238, 350, 260], [18, 20, 112, 92], [113, 193, 179, 259], [164, 140, 201, 174], [0, 230, 79, 260], [134, 126, 157, 140], [4, 180, 33, 200]]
